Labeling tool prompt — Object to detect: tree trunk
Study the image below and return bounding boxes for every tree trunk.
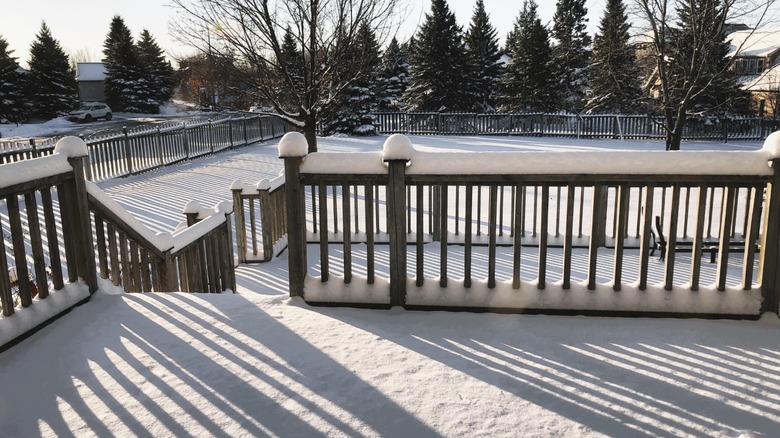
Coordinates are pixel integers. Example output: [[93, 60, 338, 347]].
[[303, 110, 318, 153], [664, 107, 685, 151]]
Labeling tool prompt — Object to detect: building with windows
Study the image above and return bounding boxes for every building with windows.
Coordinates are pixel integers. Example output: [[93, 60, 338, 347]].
[[75, 62, 107, 102], [729, 29, 780, 117]]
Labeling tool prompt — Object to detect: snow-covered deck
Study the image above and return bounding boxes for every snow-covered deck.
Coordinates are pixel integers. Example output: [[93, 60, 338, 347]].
[[2, 135, 780, 435]]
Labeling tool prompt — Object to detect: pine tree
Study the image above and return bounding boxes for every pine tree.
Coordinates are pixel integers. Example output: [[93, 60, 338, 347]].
[[551, 0, 591, 112], [669, 0, 745, 115], [321, 21, 380, 135], [0, 36, 28, 124], [103, 16, 144, 112], [27, 22, 78, 119], [464, 0, 503, 112], [586, 0, 643, 114], [376, 37, 409, 111], [137, 29, 176, 113], [276, 27, 305, 110], [500, 0, 556, 112], [405, 0, 470, 111]]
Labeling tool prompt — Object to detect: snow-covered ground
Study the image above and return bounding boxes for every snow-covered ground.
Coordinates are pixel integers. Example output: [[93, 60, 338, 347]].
[[2, 134, 780, 436]]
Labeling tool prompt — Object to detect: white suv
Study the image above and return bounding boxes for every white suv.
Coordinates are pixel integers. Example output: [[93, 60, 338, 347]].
[[68, 103, 113, 122]]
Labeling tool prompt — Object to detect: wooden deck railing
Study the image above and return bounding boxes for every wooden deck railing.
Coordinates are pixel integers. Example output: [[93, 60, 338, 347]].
[[279, 132, 780, 317], [231, 175, 287, 263], [374, 112, 780, 141], [1, 136, 236, 350], [1, 115, 295, 180]]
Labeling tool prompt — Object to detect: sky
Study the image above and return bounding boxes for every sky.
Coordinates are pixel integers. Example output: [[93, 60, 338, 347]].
[[1, 0, 607, 68]]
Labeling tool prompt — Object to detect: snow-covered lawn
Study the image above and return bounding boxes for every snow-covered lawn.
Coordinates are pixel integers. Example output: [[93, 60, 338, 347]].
[[1, 134, 780, 436]]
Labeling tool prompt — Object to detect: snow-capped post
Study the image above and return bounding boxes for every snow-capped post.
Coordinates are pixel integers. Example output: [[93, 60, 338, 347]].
[[279, 132, 308, 298], [54, 136, 98, 294], [122, 126, 133, 175], [29, 138, 37, 158], [760, 132, 780, 314], [383, 134, 414, 307]]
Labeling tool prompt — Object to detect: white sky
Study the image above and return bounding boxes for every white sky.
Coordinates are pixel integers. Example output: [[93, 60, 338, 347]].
[[1, 0, 607, 68]]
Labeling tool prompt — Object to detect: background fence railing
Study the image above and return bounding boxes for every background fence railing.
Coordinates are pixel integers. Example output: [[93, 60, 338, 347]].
[[373, 112, 780, 141], [1, 115, 295, 181]]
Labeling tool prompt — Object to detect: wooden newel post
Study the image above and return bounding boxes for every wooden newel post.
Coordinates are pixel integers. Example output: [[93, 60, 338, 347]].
[[760, 148, 780, 314], [231, 182, 248, 264], [55, 137, 99, 294], [383, 134, 414, 307], [280, 133, 308, 298]]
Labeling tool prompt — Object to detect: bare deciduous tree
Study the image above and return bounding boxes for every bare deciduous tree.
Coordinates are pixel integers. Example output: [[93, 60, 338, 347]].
[[171, 0, 402, 151], [634, 0, 776, 150]]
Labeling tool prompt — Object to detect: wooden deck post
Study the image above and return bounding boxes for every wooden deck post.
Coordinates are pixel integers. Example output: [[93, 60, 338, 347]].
[[54, 137, 99, 294], [231, 185, 247, 264], [760, 158, 780, 314], [383, 135, 413, 307], [280, 133, 308, 298]]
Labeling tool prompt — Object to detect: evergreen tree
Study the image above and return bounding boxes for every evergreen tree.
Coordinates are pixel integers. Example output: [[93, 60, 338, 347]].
[[0, 36, 28, 124], [405, 0, 470, 111], [464, 0, 503, 112], [669, 0, 745, 115], [500, 0, 556, 112], [551, 0, 591, 112], [27, 22, 78, 119], [276, 26, 305, 110], [377, 37, 409, 111], [321, 21, 380, 135], [586, 0, 643, 114], [137, 29, 176, 113], [103, 16, 144, 112]]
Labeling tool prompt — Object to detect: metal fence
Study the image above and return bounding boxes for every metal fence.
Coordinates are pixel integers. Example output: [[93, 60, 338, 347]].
[[374, 112, 780, 141]]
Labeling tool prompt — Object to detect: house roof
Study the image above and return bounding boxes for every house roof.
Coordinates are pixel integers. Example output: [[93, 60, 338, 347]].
[[741, 62, 780, 91], [76, 62, 106, 81], [728, 28, 780, 58]]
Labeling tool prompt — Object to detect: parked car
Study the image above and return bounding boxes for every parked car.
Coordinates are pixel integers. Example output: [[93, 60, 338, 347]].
[[68, 103, 113, 122]]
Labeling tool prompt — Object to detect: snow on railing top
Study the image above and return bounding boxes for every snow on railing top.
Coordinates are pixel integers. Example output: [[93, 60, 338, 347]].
[[295, 134, 780, 177], [0, 136, 90, 189], [86, 182, 175, 252]]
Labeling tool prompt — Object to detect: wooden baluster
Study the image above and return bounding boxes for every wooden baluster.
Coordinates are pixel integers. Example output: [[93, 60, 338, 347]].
[[365, 184, 375, 285], [319, 184, 329, 282], [41, 188, 63, 290], [24, 191, 48, 297], [488, 185, 498, 288], [94, 212, 109, 280], [440, 184, 448, 288], [638, 185, 655, 291], [563, 184, 575, 290], [716, 186, 736, 292], [512, 185, 523, 289], [342, 184, 352, 284], [464, 184, 473, 288], [587, 185, 605, 290], [612, 185, 630, 291], [7, 195, 32, 307], [742, 185, 762, 290], [417, 184, 425, 287], [0, 215, 14, 315], [538, 185, 549, 289], [663, 185, 681, 291], [690, 185, 708, 291]]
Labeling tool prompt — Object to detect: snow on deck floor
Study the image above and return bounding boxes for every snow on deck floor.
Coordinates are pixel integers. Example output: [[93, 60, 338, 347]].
[[2, 259, 780, 437], [2, 135, 780, 436]]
